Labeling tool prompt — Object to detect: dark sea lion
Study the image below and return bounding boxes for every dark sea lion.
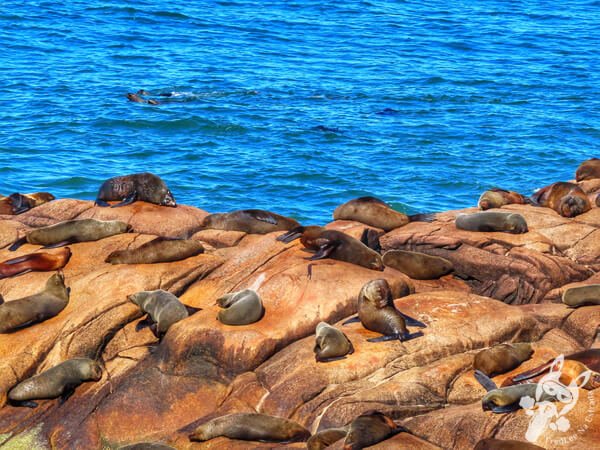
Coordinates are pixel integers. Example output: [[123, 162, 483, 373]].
[[0, 272, 69, 333], [314, 322, 354, 362], [343, 411, 399, 450], [128, 290, 191, 336], [307, 427, 348, 450], [8, 358, 102, 408], [216, 289, 264, 325], [188, 413, 311, 443], [333, 197, 409, 231], [9, 218, 131, 251], [478, 188, 530, 210], [0, 247, 71, 279], [474, 438, 545, 450], [382, 250, 453, 280], [455, 211, 528, 234], [474, 343, 533, 377], [531, 181, 591, 217], [126, 93, 159, 105], [376, 107, 399, 115], [105, 237, 204, 264], [95, 172, 176, 208], [202, 209, 300, 234], [0, 192, 55, 215], [575, 158, 600, 181], [562, 284, 600, 307], [313, 125, 340, 133]]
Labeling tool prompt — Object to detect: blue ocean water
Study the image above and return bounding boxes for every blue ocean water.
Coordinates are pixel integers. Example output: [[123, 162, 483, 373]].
[[1, 1, 599, 224]]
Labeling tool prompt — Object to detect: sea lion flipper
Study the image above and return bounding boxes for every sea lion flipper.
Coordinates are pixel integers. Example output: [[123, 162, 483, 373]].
[[250, 211, 278, 225], [512, 362, 553, 382], [12, 400, 38, 408], [94, 199, 110, 207], [185, 305, 201, 316], [12, 205, 30, 215], [400, 312, 427, 328], [111, 191, 137, 208], [342, 316, 360, 326], [59, 385, 76, 405], [360, 229, 381, 253], [135, 315, 153, 332], [8, 237, 27, 252], [474, 369, 498, 392], [42, 240, 74, 249], [3, 254, 34, 265], [492, 404, 520, 414], [309, 244, 335, 260], [316, 355, 349, 363], [367, 334, 400, 342]]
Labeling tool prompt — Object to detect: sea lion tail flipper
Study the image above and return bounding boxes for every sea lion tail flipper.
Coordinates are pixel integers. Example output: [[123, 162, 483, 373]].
[[309, 244, 335, 260], [492, 404, 521, 414], [8, 237, 27, 252], [399, 312, 427, 328], [42, 240, 74, 249], [409, 213, 437, 222], [94, 198, 110, 207], [512, 362, 553, 382], [342, 316, 360, 326], [474, 369, 498, 392], [111, 191, 137, 208], [185, 305, 201, 315]]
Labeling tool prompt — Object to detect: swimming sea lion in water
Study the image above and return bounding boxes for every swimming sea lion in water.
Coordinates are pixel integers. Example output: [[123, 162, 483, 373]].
[[0, 192, 55, 215], [314, 322, 354, 362], [562, 284, 600, 307], [333, 197, 409, 231], [126, 93, 159, 105], [9, 219, 131, 251], [0, 247, 71, 279], [0, 272, 69, 333], [474, 438, 545, 450], [202, 209, 300, 234], [8, 358, 102, 408], [216, 289, 264, 325], [343, 411, 399, 450], [478, 188, 530, 210], [473, 343, 533, 377], [531, 181, 591, 217], [95, 172, 176, 208], [188, 413, 311, 443], [575, 158, 600, 181], [455, 211, 528, 234], [307, 427, 348, 450], [105, 237, 204, 264], [128, 290, 193, 337], [382, 250, 453, 280]]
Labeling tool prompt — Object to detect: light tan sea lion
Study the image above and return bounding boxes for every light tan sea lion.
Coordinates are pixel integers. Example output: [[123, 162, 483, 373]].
[[474, 438, 545, 450], [575, 158, 600, 181], [105, 237, 204, 264], [478, 188, 530, 210], [307, 427, 348, 450], [0, 247, 71, 279], [314, 322, 354, 362], [474, 343, 533, 377], [382, 250, 453, 279], [202, 209, 300, 234], [188, 413, 311, 443], [128, 290, 191, 336], [0, 192, 55, 215], [216, 289, 264, 325], [343, 411, 399, 450], [8, 358, 102, 408], [455, 211, 528, 233], [562, 284, 600, 307], [333, 197, 409, 231], [531, 181, 591, 217], [96, 172, 175, 207]]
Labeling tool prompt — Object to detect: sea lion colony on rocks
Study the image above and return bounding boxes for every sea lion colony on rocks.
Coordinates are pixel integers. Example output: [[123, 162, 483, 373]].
[[0, 160, 599, 449]]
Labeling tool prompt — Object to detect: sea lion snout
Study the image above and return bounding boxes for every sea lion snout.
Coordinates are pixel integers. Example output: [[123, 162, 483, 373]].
[[162, 190, 176, 207]]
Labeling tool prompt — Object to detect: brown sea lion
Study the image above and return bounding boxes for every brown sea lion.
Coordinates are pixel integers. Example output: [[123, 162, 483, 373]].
[[343, 411, 399, 450], [216, 289, 264, 325], [474, 438, 545, 450], [9, 219, 131, 251], [0, 247, 71, 279], [128, 290, 192, 337], [562, 284, 600, 307], [188, 413, 311, 443], [531, 181, 591, 217], [105, 237, 204, 264], [478, 188, 530, 210], [474, 343, 533, 377], [0, 272, 69, 333], [126, 93, 160, 105], [202, 209, 300, 234], [95, 172, 175, 207], [307, 427, 348, 450], [8, 358, 102, 408], [455, 211, 528, 233], [333, 197, 409, 231], [314, 322, 354, 362], [0, 192, 55, 215], [575, 158, 600, 181], [382, 250, 453, 280]]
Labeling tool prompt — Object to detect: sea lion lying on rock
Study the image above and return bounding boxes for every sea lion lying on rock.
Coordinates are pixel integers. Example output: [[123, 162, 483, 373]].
[[455, 211, 528, 234], [575, 158, 600, 181], [202, 209, 299, 234], [0, 247, 71, 279], [382, 250, 453, 280], [343, 411, 400, 450], [333, 196, 409, 231], [105, 237, 204, 264], [531, 181, 591, 217], [314, 321, 354, 362], [0, 192, 55, 215], [307, 427, 348, 450], [128, 290, 196, 337], [474, 343, 533, 377], [478, 188, 530, 210], [216, 289, 264, 325], [95, 172, 175, 207]]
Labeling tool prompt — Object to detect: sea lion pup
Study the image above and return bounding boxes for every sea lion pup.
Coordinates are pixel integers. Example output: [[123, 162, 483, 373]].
[[95, 172, 176, 208], [0, 247, 71, 279], [188, 413, 311, 443], [455, 211, 528, 234], [562, 284, 600, 307], [0, 192, 55, 215], [0, 272, 69, 333], [478, 188, 530, 210], [307, 427, 348, 450], [344, 279, 425, 342], [474, 343, 533, 377], [474, 438, 545, 450], [333, 197, 409, 231], [216, 289, 264, 325], [314, 322, 354, 362], [128, 290, 194, 337], [9, 218, 131, 251], [343, 411, 400, 450], [575, 158, 600, 181], [202, 209, 300, 234], [8, 358, 102, 408], [105, 237, 204, 264], [531, 181, 591, 217], [382, 250, 453, 280]]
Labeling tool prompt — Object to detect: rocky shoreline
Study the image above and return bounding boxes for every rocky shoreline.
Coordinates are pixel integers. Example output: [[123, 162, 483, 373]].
[[0, 177, 599, 449]]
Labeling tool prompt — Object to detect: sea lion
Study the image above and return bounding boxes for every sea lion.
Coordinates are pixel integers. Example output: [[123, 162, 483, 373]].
[[307, 427, 348, 450], [8, 358, 102, 408], [202, 209, 299, 234], [474, 343, 533, 377], [314, 322, 354, 362], [575, 158, 600, 181], [478, 188, 530, 210], [216, 289, 264, 325], [127, 93, 159, 105], [0, 192, 55, 215], [188, 413, 311, 443], [333, 197, 409, 231], [9, 219, 131, 251], [128, 290, 192, 336], [343, 411, 399, 450], [95, 172, 175, 207], [562, 284, 600, 307], [455, 211, 528, 233], [0, 247, 71, 279], [0, 272, 69, 333], [531, 181, 591, 217], [382, 250, 453, 280], [474, 438, 545, 450], [105, 237, 204, 264]]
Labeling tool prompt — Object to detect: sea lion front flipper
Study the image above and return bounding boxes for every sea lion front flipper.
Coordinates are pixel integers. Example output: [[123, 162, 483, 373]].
[[111, 191, 137, 208], [185, 305, 201, 316], [3, 254, 34, 265], [474, 369, 498, 392], [366, 331, 423, 343], [42, 240, 74, 249], [309, 244, 335, 260], [8, 237, 27, 252], [94, 198, 110, 207], [250, 211, 278, 225], [135, 315, 153, 332], [492, 404, 521, 414], [12, 205, 30, 215], [342, 316, 361, 325], [360, 228, 381, 253], [399, 312, 427, 328], [59, 385, 76, 405], [316, 355, 349, 363], [512, 362, 553, 382], [11, 399, 38, 408]]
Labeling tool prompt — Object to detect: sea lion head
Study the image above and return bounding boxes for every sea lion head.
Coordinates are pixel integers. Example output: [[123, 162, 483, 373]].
[[507, 214, 528, 233], [160, 188, 176, 207], [512, 342, 534, 360], [478, 190, 504, 210], [79, 359, 103, 381], [482, 389, 510, 411], [33, 192, 55, 203], [558, 195, 589, 218], [45, 272, 69, 298], [360, 279, 392, 309]]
